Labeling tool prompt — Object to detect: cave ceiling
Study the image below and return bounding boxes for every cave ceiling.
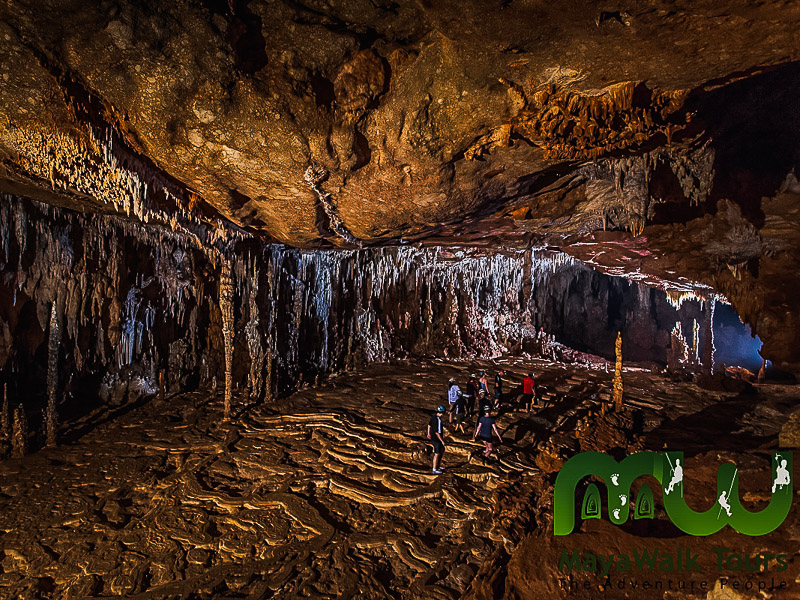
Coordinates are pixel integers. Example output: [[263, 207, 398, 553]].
[[1, 0, 800, 370]]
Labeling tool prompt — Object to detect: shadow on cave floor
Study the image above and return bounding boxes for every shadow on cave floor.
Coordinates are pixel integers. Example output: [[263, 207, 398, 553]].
[[643, 382, 800, 456]]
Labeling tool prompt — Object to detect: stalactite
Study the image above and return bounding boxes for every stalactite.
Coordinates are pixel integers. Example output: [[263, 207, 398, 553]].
[[46, 302, 61, 446], [303, 165, 362, 247], [11, 405, 27, 458], [613, 331, 623, 410], [220, 262, 235, 419], [0, 193, 719, 439], [263, 265, 275, 402]]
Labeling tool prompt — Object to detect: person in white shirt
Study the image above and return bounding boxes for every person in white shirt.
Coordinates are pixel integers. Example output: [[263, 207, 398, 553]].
[[447, 378, 461, 424]]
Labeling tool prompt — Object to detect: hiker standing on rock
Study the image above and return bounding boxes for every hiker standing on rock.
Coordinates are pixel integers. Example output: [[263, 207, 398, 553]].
[[427, 405, 446, 474], [453, 392, 468, 435], [474, 407, 503, 463], [465, 374, 479, 416], [522, 372, 536, 412], [493, 369, 505, 410], [478, 370, 489, 394], [447, 378, 462, 424]]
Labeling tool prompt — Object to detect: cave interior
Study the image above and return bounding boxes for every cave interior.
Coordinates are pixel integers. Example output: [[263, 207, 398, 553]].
[[0, 1, 800, 599]]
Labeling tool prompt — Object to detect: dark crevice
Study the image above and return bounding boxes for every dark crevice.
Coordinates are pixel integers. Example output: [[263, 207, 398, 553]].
[[310, 73, 336, 109], [351, 130, 372, 171], [228, 2, 269, 75], [686, 61, 800, 228], [201, 0, 268, 75]]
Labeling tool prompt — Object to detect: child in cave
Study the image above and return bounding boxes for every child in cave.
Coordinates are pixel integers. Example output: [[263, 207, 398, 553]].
[[427, 405, 447, 474], [474, 407, 503, 463]]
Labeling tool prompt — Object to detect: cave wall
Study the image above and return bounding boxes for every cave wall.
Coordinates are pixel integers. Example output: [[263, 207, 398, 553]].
[[0, 194, 710, 450]]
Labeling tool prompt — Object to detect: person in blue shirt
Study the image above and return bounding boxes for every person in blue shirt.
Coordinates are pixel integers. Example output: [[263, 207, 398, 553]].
[[427, 405, 446, 474], [474, 407, 503, 463]]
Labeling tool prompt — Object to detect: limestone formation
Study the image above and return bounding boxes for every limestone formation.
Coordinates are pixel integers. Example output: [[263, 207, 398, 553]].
[[220, 263, 235, 419], [11, 405, 27, 458], [0, 0, 798, 371], [45, 302, 60, 446], [613, 331, 623, 410], [0, 385, 9, 457]]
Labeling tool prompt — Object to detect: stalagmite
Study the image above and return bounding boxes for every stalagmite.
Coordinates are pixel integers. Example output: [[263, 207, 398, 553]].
[[613, 331, 623, 410], [220, 263, 235, 419], [11, 405, 27, 458], [159, 369, 166, 403], [245, 263, 264, 400], [0, 385, 9, 457], [702, 297, 716, 378], [758, 358, 767, 383], [46, 302, 61, 446], [263, 266, 275, 402], [668, 322, 689, 373]]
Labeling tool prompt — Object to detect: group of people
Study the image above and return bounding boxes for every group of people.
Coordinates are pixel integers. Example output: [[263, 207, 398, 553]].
[[426, 369, 539, 474]]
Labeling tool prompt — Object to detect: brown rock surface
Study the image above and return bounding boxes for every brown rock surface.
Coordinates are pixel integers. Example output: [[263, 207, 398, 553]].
[[1, 1, 799, 371], [3, 359, 798, 599]]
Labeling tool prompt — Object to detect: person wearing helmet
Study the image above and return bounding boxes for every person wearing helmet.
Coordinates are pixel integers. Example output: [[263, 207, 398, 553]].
[[447, 377, 462, 424], [478, 389, 491, 415], [427, 405, 447, 474]]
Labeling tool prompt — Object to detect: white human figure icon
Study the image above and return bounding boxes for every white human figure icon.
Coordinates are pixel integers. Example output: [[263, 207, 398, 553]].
[[612, 508, 621, 520], [619, 494, 627, 506], [718, 491, 732, 517], [773, 459, 791, 493], [666, 459, 683, 495], [611, 473, 620, 486]]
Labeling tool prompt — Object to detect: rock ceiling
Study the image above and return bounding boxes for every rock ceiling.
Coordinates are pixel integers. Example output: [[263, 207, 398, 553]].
[[1, 0, 799, 370]]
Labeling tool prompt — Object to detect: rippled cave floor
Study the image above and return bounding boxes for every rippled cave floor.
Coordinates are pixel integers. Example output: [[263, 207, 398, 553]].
[[1, 360, 799, 600]]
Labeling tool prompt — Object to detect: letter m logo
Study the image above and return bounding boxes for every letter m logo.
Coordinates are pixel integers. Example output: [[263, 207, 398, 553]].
[[553, 451, 792, 536], [553, 451, 664, 535]]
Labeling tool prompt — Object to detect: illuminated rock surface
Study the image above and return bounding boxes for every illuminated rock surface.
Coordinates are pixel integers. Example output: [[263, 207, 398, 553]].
[[0, 1, 799, 369], [0, 2, 799, 598]]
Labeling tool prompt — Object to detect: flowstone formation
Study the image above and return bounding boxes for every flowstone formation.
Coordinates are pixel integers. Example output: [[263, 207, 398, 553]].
[[1, 360, 799, 600], [612, 331, 623, 411]]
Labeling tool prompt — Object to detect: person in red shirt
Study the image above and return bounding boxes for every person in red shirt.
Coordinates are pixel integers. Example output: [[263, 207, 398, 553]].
[[522, 372, 536, 412]]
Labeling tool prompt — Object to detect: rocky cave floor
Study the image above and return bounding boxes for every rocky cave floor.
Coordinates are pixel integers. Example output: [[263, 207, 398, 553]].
[[0, 360, 799, 600]]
